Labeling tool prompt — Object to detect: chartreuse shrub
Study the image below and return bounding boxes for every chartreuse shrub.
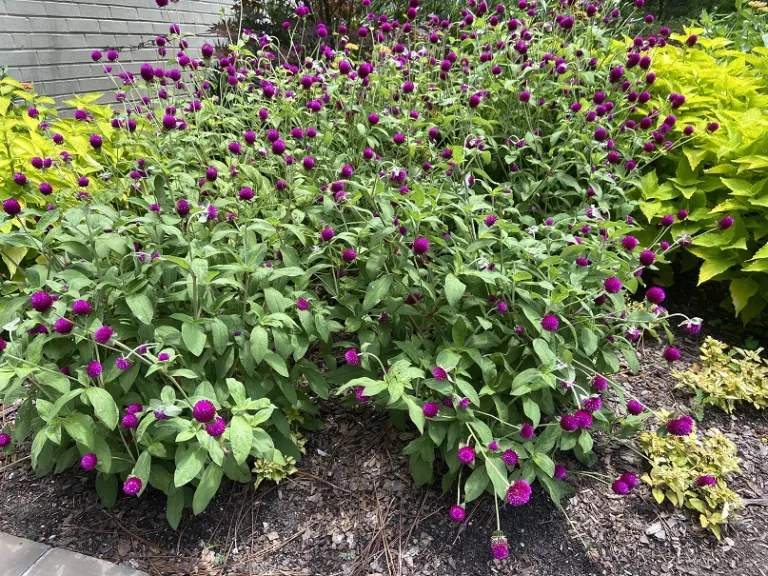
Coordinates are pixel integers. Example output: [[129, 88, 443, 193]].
[[674, 336, 768, 412], [0, 0, 710, 553], [633, 30, 768, 322], [641, 414, 743, 539], [0, 76, 124, 281]]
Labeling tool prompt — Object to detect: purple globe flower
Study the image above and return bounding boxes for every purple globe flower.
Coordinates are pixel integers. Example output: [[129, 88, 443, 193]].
[[72, 300, 92, 315], [574, 410, 593, 429], [611, 479, 630, 495], [449, 504, 466, 523], [30, 291, 53, 312], [162, 114, 177, 130], [345, 349, 360, 366], [206, 416, 227, 437], [667, 415, 693, 436], [621, 236, 638, 251], [554, 464, 567, 480], [432, 366, 448, 381], [355, 387, 370, 402], [13, 172, 27, 186], [422, 402, 440, 418], [86, 361, 102, 379], [239, 187, 254, 201], [663, 347, 680, 362], [115, 357, 131, 370], [205, 166, 218, 182], [485, 215, 498, 227], [413, 237, 430, 255], [560, 414, 578, 431], [122, 476, 142, 497], [646, 287, 666, 304], [342, 248, 357, 262], [604, 276, 623, 294], [490, 534, 509, 560], [501, 449, 518, 467], [520, 423, 535, 439], [320, 227, 335, 242], [620, 472, 639, 489], [302, 156, 315, 170], [457, 445, 475, 464], [121, 413, 139, 429], [126, 403, 143, 415], [54, 318, 74, 334], [639, 250, 656, 266], [695, 475, 717, 487], [81, 453, 98, 471], [0, 433, 11, 448], [193, 399, 216, 423], [94, 326, 114, 344], [89, 134, 103, 149], [541, 314, 559, 332], [718, 216, 734, 230], [296, 298, 310, 311], [506, 479, 532, 506], [627, 400, 643, 415], [176, 199, 190, 216], [592, 375, 608, 392], [660, 214, 675, 226], [684, 320, 702, 335], [3, 198, 21, 215], [583, 396, 602, 412]]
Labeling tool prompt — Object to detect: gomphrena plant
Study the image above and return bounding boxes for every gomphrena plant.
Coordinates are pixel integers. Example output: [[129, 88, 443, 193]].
[[0, 0, 728, 554], [641, 413, 743, 540], [674, 336, 768, 413]]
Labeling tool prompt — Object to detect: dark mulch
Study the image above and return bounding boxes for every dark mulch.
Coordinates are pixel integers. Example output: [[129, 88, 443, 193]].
[[2, 278, 767, 576]]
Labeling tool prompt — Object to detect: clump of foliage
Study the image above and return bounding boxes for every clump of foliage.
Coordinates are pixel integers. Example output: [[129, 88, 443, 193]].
[[0, 0, 712, 551], [634, 25, 768, 322], [641, 415, 743, 539], [674, 336, 768, 412]]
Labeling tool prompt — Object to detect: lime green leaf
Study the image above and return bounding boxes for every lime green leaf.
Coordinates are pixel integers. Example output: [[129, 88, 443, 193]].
[[730, 278, 759, 315], [698, 258, 735, 284]]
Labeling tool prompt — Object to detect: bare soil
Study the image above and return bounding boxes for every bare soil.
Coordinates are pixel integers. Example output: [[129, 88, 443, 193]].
[[2, 280, 767, 576]]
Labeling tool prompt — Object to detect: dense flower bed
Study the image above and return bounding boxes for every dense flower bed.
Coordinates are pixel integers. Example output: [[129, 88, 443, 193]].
[[0, 0, 719, 553]]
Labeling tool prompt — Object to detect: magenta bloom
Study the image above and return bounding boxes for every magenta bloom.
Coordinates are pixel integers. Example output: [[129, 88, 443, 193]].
[[457, 445, 476, 464], [667, 415, 693, 436], [592, 375, 608, 392], [621, 236, 638, 251], [660, 214, 675, 226], [583, 396, 602, 412], [345, 349, 360, 366], [355, 387, 369, 402], [115, 357, 131, 370], [121, 413, 139, 429], [554, 464, 567, 480], [663, 347, 680, 362], [718, 216, 734, 230], [303, 156, 315, 170], [432, 366, 448, 381], [639, 250, 656, 266], [205, 416, 226, 437], [81, 453, 98, 471], [297, 298, 310, 311], [627, 400, 643, 415], [604, 276, 622, 294], [54, 318, 74, 334], [342, 248, 357, 263], [126, 403, 143, 414], [321, 227, 335, 242], [696, 475, 716, 487], [72, 299, 92, 315], [239, 187, 254, 201], [122, 477, 142, 497], [413, 236, 430, 255], [94, 325, 114, 344], [490, 534, 509, 560], [2, 198, 21, 215], [620, 472, 639, 489], [560, 414, 578, 432], [646, 286, 666, 304], [0, 433, 12, 448], [506, 479, 532, 506], [86, 361, 102, 379], [520, 423, 534, 439], [541, 314, 559, 332], [501, 449, 518, 467], [449, 504, 466, 523], [422, 402, 439, 418], [30, 291, 53, 313], [485, 215, 498, 227], [574, 410, 593, 429], [193, 399, 216, 423], [611, 479, 630, 495]]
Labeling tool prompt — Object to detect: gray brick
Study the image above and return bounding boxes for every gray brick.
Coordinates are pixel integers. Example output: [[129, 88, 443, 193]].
[[3, 0, 40, 17], [29, 16, 70, 33], [0, 15, 32, 32], [110, 5, 138, 19], [68, 19, 102, 34], [44, 2, 82, 17], [1, 50, 39, 66]]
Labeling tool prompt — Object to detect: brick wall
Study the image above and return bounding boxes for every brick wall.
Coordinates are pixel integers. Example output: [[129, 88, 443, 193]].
[[0, 0, 231, 103]]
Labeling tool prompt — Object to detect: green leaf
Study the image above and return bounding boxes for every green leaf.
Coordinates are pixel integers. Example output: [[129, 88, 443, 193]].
[[363, 276, 392, 311], [532, 338, 556, 368], [166, 489, 185, 529], [532, 452, 555, 478], [174, 445, 206, 487], [182, 323, 206, 357], [485, 458, 509, 499], [578, 430, 593, 454], [464, 465, 490, 502], [84, 388, 118, 430], [537, 473, 573, 507], [126, 293, 153, 325], [229, 415, 252, 465], [522, 398, 541, 428], [193, 462, 223, 515], [729, 278, 759, 315], [133, 450, 152, 489], [250, 326, 268, 364], [96, 473, 118, 508], [263, 351, 289, 377], [211, 318, 229, 355], [581, 328, 598, 356], [698, 258, 735, 284], [444, 273, 466, 308], [62, 413, 94, 450], [404, 396, 426, 434]]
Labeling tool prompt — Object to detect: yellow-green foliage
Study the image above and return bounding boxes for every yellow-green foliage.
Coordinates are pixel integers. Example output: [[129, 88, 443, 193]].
[[674, 336, 768, 412], [0, 76, 123, 278], [641, 423, 743, 540], [634, 30, 768, 322]]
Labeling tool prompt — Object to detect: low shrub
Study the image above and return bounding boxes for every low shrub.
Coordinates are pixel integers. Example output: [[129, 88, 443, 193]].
[[641, 415, 743, 539], [633, 29, 768, 322], [674, 336, 768, 412], [0, 0, 709, 547]]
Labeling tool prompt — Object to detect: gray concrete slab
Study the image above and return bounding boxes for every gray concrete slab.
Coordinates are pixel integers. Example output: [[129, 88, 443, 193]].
[[24, 548, 146, 576], [0, 533, 49, 576]]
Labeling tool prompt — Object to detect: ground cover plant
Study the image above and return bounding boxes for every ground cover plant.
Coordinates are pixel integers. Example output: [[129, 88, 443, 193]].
[[0, 0, 729, 556]]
